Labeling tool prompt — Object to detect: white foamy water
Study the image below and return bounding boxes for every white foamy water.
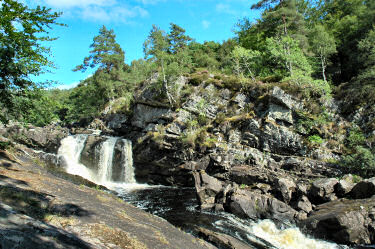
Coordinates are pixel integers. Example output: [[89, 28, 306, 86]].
[[96, 137, 117, 184], [57, 134, 152, 191], [249, 220, 339, 249], [58, 134, 95, 180]]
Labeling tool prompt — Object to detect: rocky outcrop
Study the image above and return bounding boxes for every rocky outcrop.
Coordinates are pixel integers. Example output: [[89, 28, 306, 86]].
[[225, 188, 298, 222], [0, 122, 69, 153], [302, 197, 375, 245]]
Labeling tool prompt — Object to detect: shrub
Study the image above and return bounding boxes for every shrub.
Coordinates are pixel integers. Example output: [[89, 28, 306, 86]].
[[308, 135, 324, 145], [339, 146, 375, 177]]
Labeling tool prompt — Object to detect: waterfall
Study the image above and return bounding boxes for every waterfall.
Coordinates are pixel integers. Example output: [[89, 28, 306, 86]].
[[121, 139, 135, 183], [97, 137, 117, 184], [57, 134, 136, 187]]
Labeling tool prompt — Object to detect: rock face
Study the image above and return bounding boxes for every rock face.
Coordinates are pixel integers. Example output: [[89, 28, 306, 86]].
[[225, 188, 298, 222], [302, 197, 375, 245], [0, 123, 69, 153]]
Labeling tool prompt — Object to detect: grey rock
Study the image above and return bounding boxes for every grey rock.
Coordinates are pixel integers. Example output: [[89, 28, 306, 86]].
[[241, 132, 259, 148], [193, 171, 224, 209], [261, 122, 305, 156], [296, 195, 312, 213], [275, 178, 296, 204], [226, 189, 298, 222], [335, 174, 357, 197], [2, 123, 69, 153], [309, 178, 338, 204], [197, 227, 254, 249], [266, 103, 294, 125], [270, 86, 302, 110], [233, 93, 248, 109], [350, 177, 375, 199], [131, 104, 172, 129], [302, 197, 375, 245], [105, 113, 127, 130]]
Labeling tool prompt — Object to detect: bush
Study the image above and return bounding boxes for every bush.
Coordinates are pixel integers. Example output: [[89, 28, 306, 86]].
[[308, 135, 324, 145], [340, 146, 375, 177]]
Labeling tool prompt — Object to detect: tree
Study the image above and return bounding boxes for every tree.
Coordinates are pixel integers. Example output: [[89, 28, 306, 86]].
[[309, 24, 336, 82], [73, 25, 125, 73], [231, 46, 261, 81], [144, 24, 192, 105], [0, 0, 62, 122], [168, 23, 192, 54]]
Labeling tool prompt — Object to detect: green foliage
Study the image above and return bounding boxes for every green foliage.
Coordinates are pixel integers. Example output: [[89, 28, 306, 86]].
[[73, 25, 125, 73], [346, 128, 366, 148], [340, 146, 375, 178], [0, 0, 63, 123], [308, 135, 324, 145], [231, 46, 261, 80]]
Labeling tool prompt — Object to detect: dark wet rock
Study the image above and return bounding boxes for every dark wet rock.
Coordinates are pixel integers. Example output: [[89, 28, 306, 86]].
[[193, 171, 224, 209], [225, 189, 298, 222], [79, 135, 106, 172], [335, 174, 357, 197], [302, 197, 375, 245], [309, 178, 338, 204], [197, 227, 255, 249], [350, 177, 375, 199]]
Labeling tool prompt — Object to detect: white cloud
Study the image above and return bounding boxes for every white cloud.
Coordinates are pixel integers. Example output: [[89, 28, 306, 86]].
[[202, 20, 210, 29], [135, 0, 165, 5], [215, 3, 237, 15], [35, 0, 148, 23], [43, 0, 114, 8]]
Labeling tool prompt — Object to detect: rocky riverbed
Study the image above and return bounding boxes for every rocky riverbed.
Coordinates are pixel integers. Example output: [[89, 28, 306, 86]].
[[1, 75, 374, 247]]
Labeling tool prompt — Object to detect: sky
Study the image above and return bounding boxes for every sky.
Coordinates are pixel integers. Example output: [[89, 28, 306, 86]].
[[24, 0, 261, 89]]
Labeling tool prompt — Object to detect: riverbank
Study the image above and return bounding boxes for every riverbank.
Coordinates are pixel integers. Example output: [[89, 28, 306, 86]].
[[0, 146, 215, 249]]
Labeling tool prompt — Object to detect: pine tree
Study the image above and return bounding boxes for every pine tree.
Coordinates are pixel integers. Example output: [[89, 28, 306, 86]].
[[73, 25, 125, 73]]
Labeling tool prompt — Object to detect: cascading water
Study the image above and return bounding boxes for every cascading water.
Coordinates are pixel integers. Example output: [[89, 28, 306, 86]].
[[96, 137, 117, 184], [57, 134, 94, 180], [57, 135, 136, 187], [57, 134, 343, 249], [120, 139, 135, 183]]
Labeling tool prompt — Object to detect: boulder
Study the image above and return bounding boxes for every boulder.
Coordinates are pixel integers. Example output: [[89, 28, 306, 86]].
[[274, 178, 296, 204], [350, 177, 375, 199], [335, 174, 357, 197], [193, 171, 224, 209], [104, 113, 128, 131], [295, 195, 312, 214], [197, 227, 257, 249], [302, 197, 375, 245], [79, 135, 106, 172], [309, 178, 338, 204], [225, 189, 298, 222]]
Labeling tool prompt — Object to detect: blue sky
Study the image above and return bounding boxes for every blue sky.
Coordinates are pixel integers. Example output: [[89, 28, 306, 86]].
[[25, 0, 260, 88]]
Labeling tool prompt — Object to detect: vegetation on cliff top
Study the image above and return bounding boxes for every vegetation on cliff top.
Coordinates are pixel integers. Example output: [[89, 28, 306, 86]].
[[0, 0, 374, 176]]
